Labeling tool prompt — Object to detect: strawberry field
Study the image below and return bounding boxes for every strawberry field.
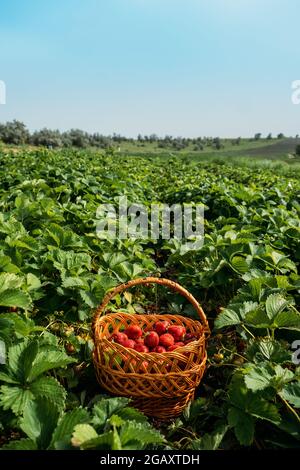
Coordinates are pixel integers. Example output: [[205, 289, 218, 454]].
[[0, 148, 299, 450]]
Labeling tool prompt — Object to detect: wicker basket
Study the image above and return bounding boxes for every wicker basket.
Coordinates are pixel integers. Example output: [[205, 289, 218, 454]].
[[92, 277, 210, 419]]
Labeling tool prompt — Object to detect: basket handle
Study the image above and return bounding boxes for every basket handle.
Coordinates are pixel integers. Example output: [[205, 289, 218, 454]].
[[92, 277, 210, 334]]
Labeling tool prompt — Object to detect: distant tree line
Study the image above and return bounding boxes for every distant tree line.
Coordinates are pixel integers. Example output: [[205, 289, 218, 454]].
[[0, 120, 292, 150]]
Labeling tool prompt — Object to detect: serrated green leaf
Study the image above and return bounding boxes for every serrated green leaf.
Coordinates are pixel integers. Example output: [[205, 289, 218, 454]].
[[119, 421, 164, 450], [71, 424, 98, 447], [79, 289, 98, 308], [76, 431, 114, 450], [0, 371, 18, 384], [0, 289, 31, 309], [51, 408, 90, 449], [279, 383, 300, 408], [20, 398, 60, 449], [266, 294, 289, 320], [244, 363, 274, 391], [30, 376, 66, 413], [21, 339, 39, 382], [228, 407, 254, 446], [247, 397, 281, 424], [229, 373, 281, 425], [0, 273, 23, 291], [215, 309, 241, 329], [62, 277, 86, 289], [273, 310, 300, 330], [231, 256, 249, 274], [5, 341, 29, 379], [28, 348, 75, 381], [244, 363, 294, 392], [117, 406, 148, 424], [1, 438, 37, 450], [191, 423, 229, 450], [0, 385, 33, 415], [245, 308, 270, 328], [92, 397, 130, 430], [246, 339, 292, 364], [2, 313, 36, 338], [0, 317, 14, 344], [26, 273, 41, 291]]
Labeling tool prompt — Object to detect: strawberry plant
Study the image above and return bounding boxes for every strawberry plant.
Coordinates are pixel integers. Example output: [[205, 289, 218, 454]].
[[0, 148, 299, 449]]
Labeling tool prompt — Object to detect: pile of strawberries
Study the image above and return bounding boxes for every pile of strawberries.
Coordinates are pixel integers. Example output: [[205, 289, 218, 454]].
[[110, 320, 197, 353]]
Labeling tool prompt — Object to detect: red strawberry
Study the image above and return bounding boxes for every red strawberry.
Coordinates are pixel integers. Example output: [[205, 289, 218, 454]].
[[167, 345, 178, 351], [154, 345, 167, 353], [124, 325, 143, 340], [159, 333, 174, 349], [168, 325, 186, 341], [154, 320, 170, 335], [134, 343, 149, 353], [122, 339, 136, 349], [135, 337, 144, 344], [168, 342, 185, 351], [113, 333, 128, 344], [144, 331, 159, 349]]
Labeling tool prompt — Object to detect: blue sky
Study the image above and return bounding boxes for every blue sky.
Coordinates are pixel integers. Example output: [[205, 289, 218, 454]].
[[0, 0, 299, 137]]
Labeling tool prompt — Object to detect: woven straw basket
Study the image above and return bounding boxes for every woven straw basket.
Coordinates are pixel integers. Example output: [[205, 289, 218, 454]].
[[92, 277, 210, 420]]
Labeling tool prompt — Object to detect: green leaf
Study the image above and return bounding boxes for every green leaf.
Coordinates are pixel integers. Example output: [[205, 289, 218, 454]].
[[229, 373, 281, 425], [266, 294, 289, 320], [273, 365, 294, 388], [26, 273, 41, 291], [21, 339, 39, 382], [244, 363, 294, 392], [28, 348, 75, 381], [246, 339, 292, 364], [30, 376, 66, 413], [7, 338, 33, 381], [0, 289, 31, 309], [231, 256, 249, 274], [1, 438, 37, 450], [75, 431, 115, 450], [20, 398, 60, 449], [71, 424, 98, 447], [79, 289, 98, 308], [240, 301, 260, 318], [273, 310, 300, 330], [228, 407, 254, 446], [51, 408, 90, 450], [0, 371, 19, 384], [0, 385, 33, 415], [0, 318, 13, 345], [244, 363, 274, 391], [183, 397, 207, 421], [92, 397, 130, 430], [117, 407, 148, 424], [191, 423, 229, 450], [62, 277, 86, 288], [214, 309, 240, 329], [279, 383, 300, 408], [3, 313, 36, 338], [245, 308, 270, 328], [0, 273, 23, 291], [119, 421, 164, 450], [247, 397, 281, 424]]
